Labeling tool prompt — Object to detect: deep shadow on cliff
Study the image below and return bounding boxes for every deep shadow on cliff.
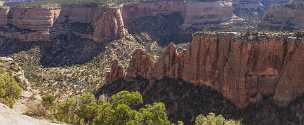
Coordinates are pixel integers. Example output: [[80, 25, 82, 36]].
[[127, 12, 192, 46], [0, 34, 104, 67], [97, 77, 241, 125], [40, 33, 104, 67], [96, 77, 304, 125]]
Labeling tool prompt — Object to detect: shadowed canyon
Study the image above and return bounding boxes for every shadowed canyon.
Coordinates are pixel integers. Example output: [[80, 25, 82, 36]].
[[0, 0, 304, 125]]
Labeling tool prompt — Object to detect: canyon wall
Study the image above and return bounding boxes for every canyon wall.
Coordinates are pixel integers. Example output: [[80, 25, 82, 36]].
[[106, 32, 304, 108], [54, 5, 128, 42], [0, 5, 128, 42], [0, 7, 61, 42], [0, 0, 302, 42], [0, 0, 235, 42]]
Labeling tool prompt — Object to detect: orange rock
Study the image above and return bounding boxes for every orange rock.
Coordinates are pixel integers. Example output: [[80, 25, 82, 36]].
[[9, 7, 60, 31], [105, 60, 125, 83], [93, 7, 128, 42], [126, 49, 154, 79], [106, 32, 304, 108]]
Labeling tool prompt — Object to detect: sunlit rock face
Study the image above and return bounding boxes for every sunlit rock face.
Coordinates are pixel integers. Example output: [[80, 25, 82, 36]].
[[106, 32, 304, 108], [0, 5, 128, 42], [0, 7, 60, 42], [54, 5, 128, 42]]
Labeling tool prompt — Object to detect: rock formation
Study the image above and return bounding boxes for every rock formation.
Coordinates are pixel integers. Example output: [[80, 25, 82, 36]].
[[0, 0, 303, 43], [105, 60, 125, 83], [0, 5, 128, 42], [54, 5, 128, 42], [106, 32, 304, 108], [0, 6, 61, 42], [0, 0, 236, 42]]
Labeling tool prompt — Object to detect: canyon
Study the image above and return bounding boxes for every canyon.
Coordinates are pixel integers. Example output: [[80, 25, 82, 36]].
[[0, 0, 302, 43], [105, 32, 304, 108], [0, 0, 304, 124]]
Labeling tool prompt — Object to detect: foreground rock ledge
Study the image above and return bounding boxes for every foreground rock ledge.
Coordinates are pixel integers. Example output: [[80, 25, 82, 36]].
[[106, 32, 304, 108]]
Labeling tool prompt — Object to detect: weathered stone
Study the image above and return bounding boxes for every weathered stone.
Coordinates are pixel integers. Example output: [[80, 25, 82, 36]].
[[93, 7, 128, 42], [126, 49, 154, 79], [8, 7, 61, 31], [106, 32, 304, 108], [105, 60, 124, 83]]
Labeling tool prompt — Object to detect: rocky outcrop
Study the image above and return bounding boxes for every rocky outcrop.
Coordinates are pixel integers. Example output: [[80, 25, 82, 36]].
[[54, 5, 128, 42], [106, 32, 304, 108], [105, 60, 125, 83], [93, 6, 128, 42], [8, 7, 60, 31], [0, 5, 128, 42]]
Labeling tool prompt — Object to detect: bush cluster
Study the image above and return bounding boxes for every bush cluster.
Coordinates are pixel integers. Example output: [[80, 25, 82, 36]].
[[0, 68, 22, 108], [52, 91, 175, 125], [195, 113, 241, 125]]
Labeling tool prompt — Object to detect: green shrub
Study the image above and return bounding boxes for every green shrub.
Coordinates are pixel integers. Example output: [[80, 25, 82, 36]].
[[195, 113, 241, 125], [0, 69, 22, 108], [42, 94, 56, 107], [53, 90, 175, 125]]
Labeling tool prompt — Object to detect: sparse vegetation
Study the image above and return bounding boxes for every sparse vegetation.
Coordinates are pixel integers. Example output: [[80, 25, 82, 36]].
[[52, 91, 176, 125], [195, 113, 241, 125], [0, 63, 22, 108]]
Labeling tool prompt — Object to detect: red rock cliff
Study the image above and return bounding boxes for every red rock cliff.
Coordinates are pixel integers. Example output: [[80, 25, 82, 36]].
[[106, 32, 304, 108], [0, 7, 60, 42], [55, 5, 128, 42], [0, 5, 128, 42]]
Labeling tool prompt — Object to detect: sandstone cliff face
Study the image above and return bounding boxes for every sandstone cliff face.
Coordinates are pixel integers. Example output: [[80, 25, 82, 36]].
[[93, 7, 128, 42], [0, 7, 60, 42], [0, 5, 128, 42], [105, 60, 125, 83], [106, 32, 304, 108], [121, 0, 233, 43], [8, 7, 60, 31], [20, 5, 128, 42]]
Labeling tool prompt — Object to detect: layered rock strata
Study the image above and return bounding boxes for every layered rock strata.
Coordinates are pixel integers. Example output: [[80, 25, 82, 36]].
[[54, 5, 128, 42], [106, 32, 304, 108], [0, 0, 234, 42], [0, 7, 61, 42], [0, 5, 128, 42]]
